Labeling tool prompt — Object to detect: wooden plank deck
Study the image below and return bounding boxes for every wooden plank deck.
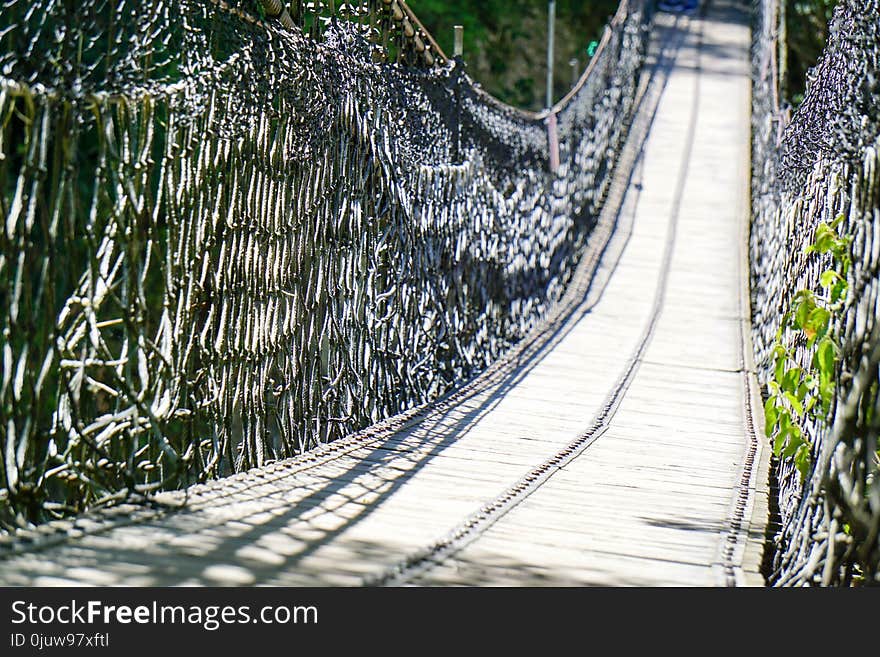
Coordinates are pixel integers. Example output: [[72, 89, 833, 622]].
[[0, 0, 769, 587]]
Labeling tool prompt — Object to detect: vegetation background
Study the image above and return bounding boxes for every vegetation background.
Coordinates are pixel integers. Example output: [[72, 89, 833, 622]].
[[780, 0, 838, 105], [415, 0, 618, 110]]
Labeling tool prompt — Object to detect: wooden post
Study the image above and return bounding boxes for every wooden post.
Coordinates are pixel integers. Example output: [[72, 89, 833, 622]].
[[547, 111, 559, 173], [454, 25, 463, 58], [777, 0, 788, 101], [569, 58, 579, 87], [546, 0, 556, 108]]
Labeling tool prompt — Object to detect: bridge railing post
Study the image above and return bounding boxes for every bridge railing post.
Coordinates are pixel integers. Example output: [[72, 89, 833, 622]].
[[546, 0, 556, 109]]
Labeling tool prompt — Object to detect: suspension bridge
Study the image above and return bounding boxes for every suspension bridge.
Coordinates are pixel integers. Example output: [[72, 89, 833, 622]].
[[0, 0, 878, 587]]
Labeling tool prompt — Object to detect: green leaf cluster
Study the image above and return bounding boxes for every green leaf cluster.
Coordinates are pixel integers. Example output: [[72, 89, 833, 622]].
[[765, 214, 850, 481]]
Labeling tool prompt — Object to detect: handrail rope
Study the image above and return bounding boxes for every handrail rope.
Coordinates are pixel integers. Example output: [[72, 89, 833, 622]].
[[395, 0, 449, 65]]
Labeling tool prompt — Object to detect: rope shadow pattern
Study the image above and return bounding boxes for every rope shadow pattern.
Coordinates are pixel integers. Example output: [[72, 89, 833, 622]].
[[0, 0, 649, 528], [751, 0, 880, 585]]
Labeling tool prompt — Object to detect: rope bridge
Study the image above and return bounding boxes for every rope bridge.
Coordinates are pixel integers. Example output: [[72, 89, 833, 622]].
[[1, 0, 877, 587], [0, 0, 649, 529]]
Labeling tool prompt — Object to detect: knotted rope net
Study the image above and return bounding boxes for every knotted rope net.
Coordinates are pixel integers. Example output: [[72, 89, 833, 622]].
[[0, 0, 649, 529], [751, 0, 880, 585]]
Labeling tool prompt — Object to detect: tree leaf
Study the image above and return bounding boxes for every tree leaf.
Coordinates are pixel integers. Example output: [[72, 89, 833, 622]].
[[795, 300, 812, 330], [806, 307, 831, 335], [764, 396, 778, 435], [808, 223, 836, 254], [782, 367, 802, 394], [794, 443, 812, 481], [819, 380, 835, 409], [784, 391, 804, 417], [816, 337, 836, 378], [793, 289, 815, 306], [774, 355, 786, 384], [772, 412, 793, 456], [773, 429, 787, 456], [819, 269, 840, 289], [782, 431, 802, 458], [779, 411, 791, 432]]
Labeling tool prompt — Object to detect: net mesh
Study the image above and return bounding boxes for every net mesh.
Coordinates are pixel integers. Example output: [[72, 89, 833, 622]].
[[751, 0, 880, 585], [0, 0, 649, 528]]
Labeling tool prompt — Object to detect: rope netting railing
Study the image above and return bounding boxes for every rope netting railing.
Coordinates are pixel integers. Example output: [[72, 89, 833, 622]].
[[0, 0, 650, 529], [751, 0, 880, 585], [257, 1, 448, 67]]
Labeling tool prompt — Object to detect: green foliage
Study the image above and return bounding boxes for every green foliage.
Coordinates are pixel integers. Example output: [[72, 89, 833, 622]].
[[415, 0, 619, 109], [765, 214, 850, 480], [782, 0, 839, 105]]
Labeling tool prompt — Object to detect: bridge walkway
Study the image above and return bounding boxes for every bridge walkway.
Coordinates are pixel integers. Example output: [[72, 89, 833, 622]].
[[0, 0, 769, 587]]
